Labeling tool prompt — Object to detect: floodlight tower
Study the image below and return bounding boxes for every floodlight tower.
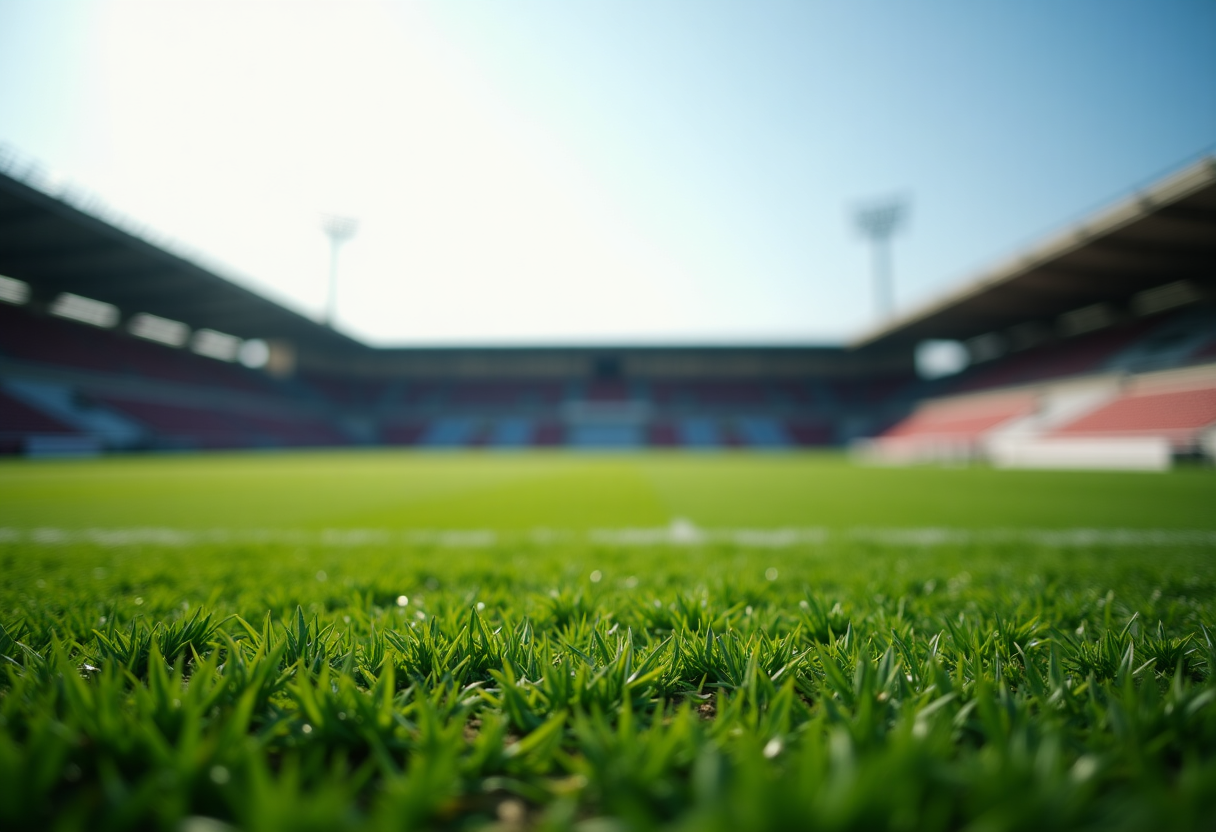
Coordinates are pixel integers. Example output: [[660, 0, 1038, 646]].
[[855, 198, 908, 319], [321, 214, 358, 328]]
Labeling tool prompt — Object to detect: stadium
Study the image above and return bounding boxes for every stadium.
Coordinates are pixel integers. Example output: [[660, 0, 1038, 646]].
[[2, 5, 1216, 831], [2, 150, 1214, 463]]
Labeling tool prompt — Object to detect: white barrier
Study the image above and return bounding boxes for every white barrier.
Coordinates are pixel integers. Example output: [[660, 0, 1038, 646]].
[[852, 437, 978, 465], [987, 436, 1171, 471]]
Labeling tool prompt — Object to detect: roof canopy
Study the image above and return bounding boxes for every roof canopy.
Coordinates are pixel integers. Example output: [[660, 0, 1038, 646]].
[[0, 165, 361, 356], [852, 157, 1216, 351]]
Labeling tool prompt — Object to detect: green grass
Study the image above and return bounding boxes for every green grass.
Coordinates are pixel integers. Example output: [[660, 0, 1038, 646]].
[[3, 450, 1214, 531], [1, 451, 1214, 831]]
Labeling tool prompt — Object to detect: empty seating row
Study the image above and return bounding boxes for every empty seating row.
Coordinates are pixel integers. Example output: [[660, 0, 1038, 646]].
[[376, 417, 831, 448], [0, 304, 275, 395], [870, 362, 1216, 465], [0, 388, 81, 454], [95, 395, 349, 449], [881, 392, 1036, 444], [950, 316, 1166, 394], [1052, 384, 1216, 450], [0, 389, 78, 436]]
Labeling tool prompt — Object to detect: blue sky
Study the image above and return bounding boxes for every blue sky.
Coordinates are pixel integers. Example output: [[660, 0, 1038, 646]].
[[1, 1, 1214, 345]]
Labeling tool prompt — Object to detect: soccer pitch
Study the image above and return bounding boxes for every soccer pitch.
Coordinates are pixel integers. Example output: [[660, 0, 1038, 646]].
[[3, 449, 1214, 532], [2, 451, 1214, 831]]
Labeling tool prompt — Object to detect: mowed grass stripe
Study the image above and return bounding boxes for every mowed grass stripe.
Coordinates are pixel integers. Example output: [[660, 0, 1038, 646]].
[[1, 450, 1214, 530]]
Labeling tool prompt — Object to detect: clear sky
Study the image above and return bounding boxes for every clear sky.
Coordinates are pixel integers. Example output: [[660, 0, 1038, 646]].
[[1, 1, 1214, 346]]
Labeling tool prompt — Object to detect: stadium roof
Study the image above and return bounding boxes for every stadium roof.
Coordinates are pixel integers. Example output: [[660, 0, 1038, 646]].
[[852, 156, 1216, 351], [0, 159, 362, 355]]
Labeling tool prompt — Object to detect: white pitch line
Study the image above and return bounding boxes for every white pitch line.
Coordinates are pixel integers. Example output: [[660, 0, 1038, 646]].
[[1, 525, 1215, 548]]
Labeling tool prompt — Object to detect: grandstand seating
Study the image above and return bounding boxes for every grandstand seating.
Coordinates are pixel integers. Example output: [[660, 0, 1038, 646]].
[[768, 380, 817, 406], [418, 418, 479, 448], [1051, 384, 1216, 450], [831, 375, 919, 406], [0, 304, 275, 395], [1106, 308, 1216, 373], [299, 373, 390, 407], [863, 355, 1216, 467], [651, 380, 778, 407], [568, 424, 643, 448], [678, 418, 721, 448], [585, 381, 631, 402], [4, 282, 1214, 456], [451, 382, 523, 407], [379, 421, 426, 446], [0, 388, 76, 434], [878, 392, 1036, 448], [1193, 338, 1216, 362], [94, 395, 348, 449], [0, 389, 78, 453], [94, 398, 247, 449], [0, 303, 347, 450], [485, 418, 534, 448], [647, 421, 679, 447], [785, 420, 835, 446], [534, 422, 565, 446], [951, 317, 1158, 393], [736, 418, 791, 448], [4, 379, 145, 447]]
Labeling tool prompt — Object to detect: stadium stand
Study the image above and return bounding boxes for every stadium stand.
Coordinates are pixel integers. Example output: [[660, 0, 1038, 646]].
[[487, 417, 535, 448], [0, 388, 78, 454], [1051, 368, 1216, 452], [1, 148, 1213, 464], [94, 395, 347, 449], [0, 304, 276, 395], [646, 421, 679, 447], [379, 421, 426, 446], [677, 418, 722, 448], [533, 421, 565, 446], [1195, 336, 1216, 362], [871, 391, 1034, 455], [735, 417, 791, 449], [849, 155, 1216, 468], [784, 420, 835, 446], [417, 418, 480, 448], [567, 424, 643, 448], [4, 378, 145, 448], [948, 317, 1158, 393]]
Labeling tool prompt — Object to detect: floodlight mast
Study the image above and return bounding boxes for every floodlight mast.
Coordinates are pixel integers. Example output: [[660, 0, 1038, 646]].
[[321, 215, 358, 328], [855, 199, 908, 319]]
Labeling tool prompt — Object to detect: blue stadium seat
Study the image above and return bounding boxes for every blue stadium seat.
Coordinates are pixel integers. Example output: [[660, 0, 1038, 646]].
[[488, 418, 534, 447], [567, 425, 643, 448], [736, 417, 791, 448], [418, 417, 478, 447], [678, 418, 720, 448]]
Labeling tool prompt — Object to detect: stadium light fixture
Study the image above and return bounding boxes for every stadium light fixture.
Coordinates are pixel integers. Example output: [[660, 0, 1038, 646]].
[[238, 339, 271, 369], [854, 197, 908, 319], [915, 339, 968, 380], [128, 312, 189, 347], [0, 274, 30, 305], [49, 292, 120, 328], [321, 214, 358, 328], [191, 328, 242, 362]]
